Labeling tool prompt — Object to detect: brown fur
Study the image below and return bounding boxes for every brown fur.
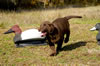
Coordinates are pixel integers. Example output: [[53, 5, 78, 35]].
[[39, 16, 82, 56]]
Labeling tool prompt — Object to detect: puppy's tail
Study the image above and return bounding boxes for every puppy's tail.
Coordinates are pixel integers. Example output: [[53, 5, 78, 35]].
[[64, 16, 82, 20]]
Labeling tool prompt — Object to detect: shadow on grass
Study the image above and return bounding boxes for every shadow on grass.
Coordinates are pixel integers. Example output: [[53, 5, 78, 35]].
[[62, 41, 87, 51]]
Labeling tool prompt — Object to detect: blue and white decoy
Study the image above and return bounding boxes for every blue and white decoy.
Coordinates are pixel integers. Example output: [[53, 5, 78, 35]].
[[4, 25, 47, 47], [90, 23, 100, 45]]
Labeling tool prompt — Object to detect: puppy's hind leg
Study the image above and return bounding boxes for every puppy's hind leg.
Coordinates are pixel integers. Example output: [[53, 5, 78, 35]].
[[64, 29, 70, 43]]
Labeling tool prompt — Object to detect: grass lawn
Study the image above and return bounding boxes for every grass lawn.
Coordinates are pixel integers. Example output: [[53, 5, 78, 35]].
[[0, 6, 100, 65]]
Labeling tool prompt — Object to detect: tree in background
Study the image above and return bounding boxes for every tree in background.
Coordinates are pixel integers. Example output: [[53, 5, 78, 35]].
[[0, 0, 100, 9]]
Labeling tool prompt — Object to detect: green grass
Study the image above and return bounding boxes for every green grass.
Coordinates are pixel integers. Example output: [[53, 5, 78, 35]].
[[0, 6, 100, 65]]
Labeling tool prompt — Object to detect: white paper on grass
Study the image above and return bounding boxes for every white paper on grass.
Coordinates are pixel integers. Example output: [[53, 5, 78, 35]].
[[21, 29, 45, 40]]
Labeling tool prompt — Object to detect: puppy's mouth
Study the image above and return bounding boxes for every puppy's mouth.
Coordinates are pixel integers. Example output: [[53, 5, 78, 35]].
[[41, 32, 47, 37]]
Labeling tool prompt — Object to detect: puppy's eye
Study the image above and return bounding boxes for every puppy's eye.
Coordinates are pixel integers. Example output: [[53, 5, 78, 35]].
[[43, 24, 46, 26]]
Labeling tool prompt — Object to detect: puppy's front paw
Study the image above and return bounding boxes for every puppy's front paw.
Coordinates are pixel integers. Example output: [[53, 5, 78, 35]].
[[50, 53, 57, 56]]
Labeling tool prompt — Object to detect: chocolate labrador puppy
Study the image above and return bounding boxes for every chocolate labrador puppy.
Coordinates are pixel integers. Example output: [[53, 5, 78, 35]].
[[39, 16, 82, 56]]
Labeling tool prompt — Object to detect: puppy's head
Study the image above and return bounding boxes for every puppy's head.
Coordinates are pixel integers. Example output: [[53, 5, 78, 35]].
[[39, 21, 55, 35]]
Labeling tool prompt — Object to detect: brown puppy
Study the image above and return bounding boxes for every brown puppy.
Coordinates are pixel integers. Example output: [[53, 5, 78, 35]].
[[39, 16, 82, 56]]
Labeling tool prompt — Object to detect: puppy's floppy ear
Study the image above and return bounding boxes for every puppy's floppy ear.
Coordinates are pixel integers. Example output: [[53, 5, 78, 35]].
[[48, 24, 55, 34]]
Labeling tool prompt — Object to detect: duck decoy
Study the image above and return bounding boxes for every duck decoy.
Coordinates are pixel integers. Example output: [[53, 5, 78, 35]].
[[4, 25, 47, 47], [90, 23, 100, 45]]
